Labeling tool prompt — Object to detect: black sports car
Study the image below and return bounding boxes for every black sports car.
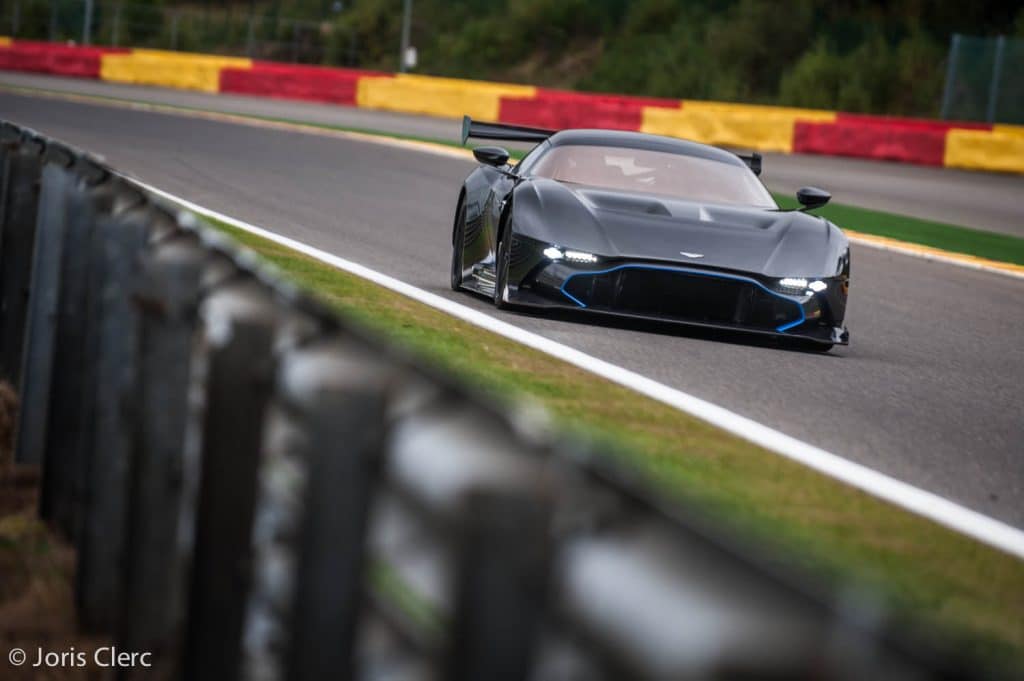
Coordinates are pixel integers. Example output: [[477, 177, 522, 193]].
[[450, 117, 850, 349]]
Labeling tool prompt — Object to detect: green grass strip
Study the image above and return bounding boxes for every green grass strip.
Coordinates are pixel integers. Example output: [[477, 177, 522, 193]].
[[774, 193, 1024, 265], [200, 214, 1023, 669]]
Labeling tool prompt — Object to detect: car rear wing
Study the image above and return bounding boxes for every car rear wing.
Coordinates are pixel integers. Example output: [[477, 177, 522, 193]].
[[461, 115, 556, 146], [462, 115, 764, 176], [736, 152, 762, 176]]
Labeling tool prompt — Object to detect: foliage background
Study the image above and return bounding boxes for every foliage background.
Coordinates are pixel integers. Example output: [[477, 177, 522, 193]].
[[7, 0, 1024, 117], [332, 0, 1024, 117]]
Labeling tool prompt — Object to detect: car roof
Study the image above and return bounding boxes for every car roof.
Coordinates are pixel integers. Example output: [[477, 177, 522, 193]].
[[547, 129, 747, 168]]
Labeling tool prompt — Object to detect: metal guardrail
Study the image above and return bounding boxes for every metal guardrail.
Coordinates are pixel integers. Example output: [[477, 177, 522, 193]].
[[2, 0, 360, 65], [941, 34, 1024, 125], [0, 120, 988, 680]]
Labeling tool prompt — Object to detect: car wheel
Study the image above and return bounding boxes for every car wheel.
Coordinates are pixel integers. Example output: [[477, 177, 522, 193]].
[[493, 230, 512, 310], [450, 201, 466, 291]]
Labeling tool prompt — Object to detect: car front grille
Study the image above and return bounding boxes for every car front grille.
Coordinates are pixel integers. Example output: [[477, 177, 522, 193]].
[[561, 266, 803, 331]]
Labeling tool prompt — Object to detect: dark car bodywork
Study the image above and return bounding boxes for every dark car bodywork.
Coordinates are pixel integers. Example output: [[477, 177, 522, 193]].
[[451, 118, 850, 348]]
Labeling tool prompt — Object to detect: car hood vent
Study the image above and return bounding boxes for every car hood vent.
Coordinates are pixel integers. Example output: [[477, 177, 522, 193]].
[[575, 188, 776, 229], [581, 192, 672, 217]]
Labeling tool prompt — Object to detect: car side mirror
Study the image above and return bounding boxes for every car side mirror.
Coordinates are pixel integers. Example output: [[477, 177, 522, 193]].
[[796, 186, 830, 211], [473, 146, 510, 167]]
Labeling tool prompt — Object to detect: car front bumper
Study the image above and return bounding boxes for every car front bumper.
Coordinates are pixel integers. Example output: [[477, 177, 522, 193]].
[[504, 255, 849, 346]]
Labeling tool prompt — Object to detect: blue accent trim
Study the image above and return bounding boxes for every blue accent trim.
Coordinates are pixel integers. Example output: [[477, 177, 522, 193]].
[[560, 287, 588, 308], [559, 264, 805, 333], [775, 316, 806, 332]]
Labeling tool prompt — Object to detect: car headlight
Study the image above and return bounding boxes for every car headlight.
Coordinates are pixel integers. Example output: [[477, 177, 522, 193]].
[[775, 277, 827, 295], [543, 246, 599, 264]]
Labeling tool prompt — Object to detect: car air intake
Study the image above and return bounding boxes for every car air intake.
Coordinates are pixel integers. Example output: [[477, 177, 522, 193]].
[[562, 267, 803, 331]]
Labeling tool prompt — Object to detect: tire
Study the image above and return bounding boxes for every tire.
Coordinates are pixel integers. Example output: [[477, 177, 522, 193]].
[[450, 200, 466, 291], [493, 229, 512, 310]]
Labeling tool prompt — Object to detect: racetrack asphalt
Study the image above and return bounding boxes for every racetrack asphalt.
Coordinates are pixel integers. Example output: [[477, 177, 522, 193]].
[[2, 88, 1022, 528]]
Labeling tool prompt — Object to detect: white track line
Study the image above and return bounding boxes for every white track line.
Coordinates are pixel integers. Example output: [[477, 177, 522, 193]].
[[133, 178, 1024, 561]]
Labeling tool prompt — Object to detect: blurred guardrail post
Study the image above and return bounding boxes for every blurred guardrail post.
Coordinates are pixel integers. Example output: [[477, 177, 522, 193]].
[[170, 11, 181, 51], [940, 34, 962, 121], [446, 489, 552, 681], [73, 175, 146, 614], [986, 35, 1007, 124], [0, 126, 43, 389], [8, 0, 21, 38], [38, 158, 121, 541], [246, 13, 256, 57], [183, 276, 282, 681], [83, 0, 94, 46], [14, 142, 74, 467], [241, 337, 391, 681], [75, 180, 148, 554], [48, 0, 57, 41], [368, 401, 559, 677], [112, 1, 123, 47], [76, 198, 166, 633], [398, 0, 413, 73], [120, 231, 211, 675]]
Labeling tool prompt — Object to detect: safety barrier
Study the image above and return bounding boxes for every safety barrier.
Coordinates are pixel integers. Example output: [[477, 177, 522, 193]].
[[220, 62, 388, 105], [641, 101, 838, 153], [1, 37, 1022, 172], [356, 72, 536, 122], [794, 121, 947, 165], [0, 39, 126, 78], [0, 119, 989, 679], [944, 127, 1024, 173], [100, 48, 252, 92], [793, 113, 994, 166], [498, 88, 679, 131]]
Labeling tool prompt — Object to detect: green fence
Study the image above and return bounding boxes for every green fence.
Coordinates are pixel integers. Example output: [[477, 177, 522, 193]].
[[941, 34, 1024, 124], [0, 0, 361, 66]]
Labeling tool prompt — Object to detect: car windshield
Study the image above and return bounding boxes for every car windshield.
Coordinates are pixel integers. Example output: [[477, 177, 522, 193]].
[[529, 144, 776, 209]]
